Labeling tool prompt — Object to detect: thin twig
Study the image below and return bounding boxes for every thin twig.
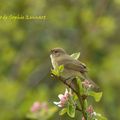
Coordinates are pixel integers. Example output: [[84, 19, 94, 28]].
[[52, 74, 78, 95]]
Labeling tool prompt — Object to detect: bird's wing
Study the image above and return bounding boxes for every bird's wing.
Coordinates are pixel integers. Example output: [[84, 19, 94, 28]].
[[64, 61, 87, 73], [58, 55, 87, 73]]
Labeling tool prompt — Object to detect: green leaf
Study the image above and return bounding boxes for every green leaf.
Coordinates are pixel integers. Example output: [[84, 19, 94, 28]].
[[51, 69, 59, 76], [67, 103, 75, 118], [84, 99, 88, 108], [71, 52, 80, 60], [76, 76, 81, 87], [96, 113, 108, 120], [58, 65, 64, 73], [51, 65, 64, 77], [76, 77, 84, 94], [73, 93, 78, 101], [88, 91, 102, 102], [59, 108, 67, 116]]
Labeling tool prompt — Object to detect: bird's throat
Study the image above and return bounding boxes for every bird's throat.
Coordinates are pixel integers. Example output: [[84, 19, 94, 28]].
[[50, 55, 58, 69]]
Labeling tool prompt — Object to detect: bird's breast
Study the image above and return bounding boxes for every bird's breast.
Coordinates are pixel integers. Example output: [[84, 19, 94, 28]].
[[50, 55, 58, 69]]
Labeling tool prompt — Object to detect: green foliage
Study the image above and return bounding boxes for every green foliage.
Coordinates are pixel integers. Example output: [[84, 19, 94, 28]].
[[84, 100, 88, 108], [59, 108, 67, 116], [51, 65, 64, 77], [88, 91, 103, 102], [76, 76, 85, 94], [95, 113, 107, 120], [53, 75, 105, 119], [67, 103, 75, 118]]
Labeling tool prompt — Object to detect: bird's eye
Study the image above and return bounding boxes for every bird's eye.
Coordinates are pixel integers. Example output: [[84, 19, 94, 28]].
[[54, 51, 58, 53]]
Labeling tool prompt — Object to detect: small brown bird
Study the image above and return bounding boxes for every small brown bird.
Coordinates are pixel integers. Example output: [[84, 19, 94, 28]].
[[50, 47, 98, 89]]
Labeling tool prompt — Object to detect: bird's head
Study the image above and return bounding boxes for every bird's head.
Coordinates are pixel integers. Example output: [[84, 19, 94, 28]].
[[50, 48, 66, 58]]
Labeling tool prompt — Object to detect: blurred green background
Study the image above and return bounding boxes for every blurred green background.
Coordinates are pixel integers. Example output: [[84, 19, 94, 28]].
[[0, 0, 120, 120]]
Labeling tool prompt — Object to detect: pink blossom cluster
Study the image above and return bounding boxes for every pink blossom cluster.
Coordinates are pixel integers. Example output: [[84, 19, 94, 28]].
[[53, 89, 71, 107], [86, 105, 97, 119], [86, 105, 94, 117], [82, 105, 96, 120]]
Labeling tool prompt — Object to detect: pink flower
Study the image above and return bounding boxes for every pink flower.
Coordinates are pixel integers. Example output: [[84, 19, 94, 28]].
[[30, 101, 48, 112], [86, 105, 94, 113], [86, 105, 95, 117], [82, 80, 93, 89], [30, 101, 41, 112], [53, 89, 71, 107]]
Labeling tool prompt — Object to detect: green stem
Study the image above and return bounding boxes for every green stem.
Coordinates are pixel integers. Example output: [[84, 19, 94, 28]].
[[75, 81, 87, 120]]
